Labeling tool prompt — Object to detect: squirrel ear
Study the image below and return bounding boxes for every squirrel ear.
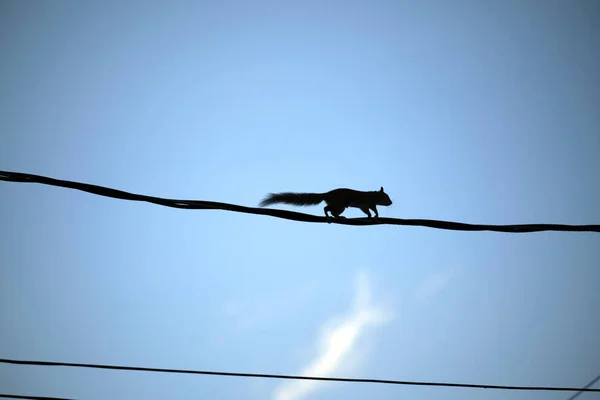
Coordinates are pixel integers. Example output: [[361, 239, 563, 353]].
[[380, 186, 384, 192]]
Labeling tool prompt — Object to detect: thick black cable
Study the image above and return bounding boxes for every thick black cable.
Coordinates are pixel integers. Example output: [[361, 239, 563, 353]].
[[1, 170, 599, 233], [0, 395, 74, 400], [1, 358, 599, 393]]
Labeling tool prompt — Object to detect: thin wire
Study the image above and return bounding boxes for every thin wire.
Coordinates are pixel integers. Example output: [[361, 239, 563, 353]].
[[1, 358, 599, 393], [1, 170, 598, 233], [566, 373, 600, 400], [0, 394, 74, 400]]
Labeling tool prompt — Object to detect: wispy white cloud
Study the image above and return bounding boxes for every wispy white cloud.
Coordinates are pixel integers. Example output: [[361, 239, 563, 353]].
[[412, 268, 456, 304], [272, 271, 393, 400]]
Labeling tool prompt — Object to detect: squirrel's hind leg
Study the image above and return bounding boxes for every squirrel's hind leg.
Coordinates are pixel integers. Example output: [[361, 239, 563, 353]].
[[324, 205, 345, 219]]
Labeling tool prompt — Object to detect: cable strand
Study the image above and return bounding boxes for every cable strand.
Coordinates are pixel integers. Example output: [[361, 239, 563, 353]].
[[1, 358, 599, 393], [1, 170, 599, 232], [0, 394, 74, 400]]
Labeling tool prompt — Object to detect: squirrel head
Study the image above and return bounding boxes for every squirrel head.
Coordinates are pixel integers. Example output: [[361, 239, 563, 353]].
[[378, 187, 393, 206]]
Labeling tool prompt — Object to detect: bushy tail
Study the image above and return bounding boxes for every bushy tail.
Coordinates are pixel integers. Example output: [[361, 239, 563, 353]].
[[259, 192, 325, 207]]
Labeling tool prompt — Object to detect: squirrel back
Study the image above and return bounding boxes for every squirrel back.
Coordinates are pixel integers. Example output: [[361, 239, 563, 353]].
[[259, 187, 392, 218]]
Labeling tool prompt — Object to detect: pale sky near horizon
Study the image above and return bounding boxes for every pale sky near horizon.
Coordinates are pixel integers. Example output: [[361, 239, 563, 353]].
[[1, 1, 599, 399]]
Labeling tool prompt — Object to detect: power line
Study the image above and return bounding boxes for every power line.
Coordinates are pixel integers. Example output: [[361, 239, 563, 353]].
[[0, 394, 73, 400], [1, 358, 599, 393], [1, 170, 598, 233], [566, 373, 600, 400]]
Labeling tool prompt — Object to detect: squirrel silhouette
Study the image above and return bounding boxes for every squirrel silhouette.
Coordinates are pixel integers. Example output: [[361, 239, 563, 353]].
[[259, 187, 392, 219]]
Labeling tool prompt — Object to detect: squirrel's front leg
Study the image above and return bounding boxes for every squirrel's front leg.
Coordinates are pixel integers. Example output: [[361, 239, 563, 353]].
[[360, 206, 372, 218]]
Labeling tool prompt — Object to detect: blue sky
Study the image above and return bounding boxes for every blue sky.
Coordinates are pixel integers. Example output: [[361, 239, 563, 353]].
[[1, 1, 599, 399]]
